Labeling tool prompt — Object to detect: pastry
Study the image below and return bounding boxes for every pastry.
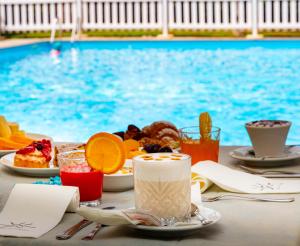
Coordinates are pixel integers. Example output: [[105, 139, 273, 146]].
[[141, 121, 180, 147], [14, 139, 52, 168]]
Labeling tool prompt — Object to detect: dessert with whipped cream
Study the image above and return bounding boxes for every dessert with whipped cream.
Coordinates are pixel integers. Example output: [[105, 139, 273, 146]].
[[14, 139, 52, 168], [133, 153, 191, 221]]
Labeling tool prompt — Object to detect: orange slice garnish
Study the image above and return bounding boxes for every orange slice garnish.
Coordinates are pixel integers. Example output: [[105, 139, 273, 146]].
[[85, 132, 126, 174], [199, 112, 212, 140], [123, 139, 140, 151]]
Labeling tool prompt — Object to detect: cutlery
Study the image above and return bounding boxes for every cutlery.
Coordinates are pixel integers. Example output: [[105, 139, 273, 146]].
[[56, 206, 115, 240], [202, 194, 295, 203], [190, 203, 213, 225], [81, 223, 102, 240], [56, 219, 93, 240], [80, 206, 115, 240], [239, 165, 300, 178]]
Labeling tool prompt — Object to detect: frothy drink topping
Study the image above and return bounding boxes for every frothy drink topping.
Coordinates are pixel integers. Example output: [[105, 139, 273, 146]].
[[133, 153, 190, 182], [246, 120, 290, 128], [134, 153, 189, 162]]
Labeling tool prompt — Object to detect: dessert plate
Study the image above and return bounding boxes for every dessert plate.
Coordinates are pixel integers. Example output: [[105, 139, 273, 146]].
[[0, 152, 59, 177], [0, 133, 53, 157], [128, 206, 221, 237], [103, 159, 133, 192], [230, 146, 300, 167]]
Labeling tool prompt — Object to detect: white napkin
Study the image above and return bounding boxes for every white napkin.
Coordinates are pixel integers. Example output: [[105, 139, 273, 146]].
[[192, 161, 300, 194], [192, 173, 213, 193], [0, 184, 79, 238]]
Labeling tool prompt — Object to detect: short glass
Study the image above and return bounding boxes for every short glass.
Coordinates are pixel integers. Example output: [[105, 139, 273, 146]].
[[180, 126, 220, 165], [133, 153, 191, 224], [57, 150, 103, 207]]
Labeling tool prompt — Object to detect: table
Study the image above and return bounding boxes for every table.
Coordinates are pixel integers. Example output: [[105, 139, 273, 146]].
[[0, 146, 299, 246]]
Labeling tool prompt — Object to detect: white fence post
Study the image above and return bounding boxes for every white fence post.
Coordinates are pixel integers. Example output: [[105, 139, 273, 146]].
[[76, 0, 82, 39], [248, 0, 263, 38], [161, 0, 169, 37], [252, 0, 258, 36], [0, 2, 3, 34]]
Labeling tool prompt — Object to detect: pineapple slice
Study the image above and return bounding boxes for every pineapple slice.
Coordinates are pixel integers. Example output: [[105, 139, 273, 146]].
[[0, 116, 12, 138]]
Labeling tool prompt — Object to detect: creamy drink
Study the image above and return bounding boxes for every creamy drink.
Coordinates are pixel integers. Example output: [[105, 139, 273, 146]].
[[133, 153, 191, 221]]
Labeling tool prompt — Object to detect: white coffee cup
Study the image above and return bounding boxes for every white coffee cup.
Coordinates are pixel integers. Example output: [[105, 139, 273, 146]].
[[245, 120, 291, 158]]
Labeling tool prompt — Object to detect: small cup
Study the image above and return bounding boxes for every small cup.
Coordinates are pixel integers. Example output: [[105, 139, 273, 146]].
[[245, 120, 291, 157]]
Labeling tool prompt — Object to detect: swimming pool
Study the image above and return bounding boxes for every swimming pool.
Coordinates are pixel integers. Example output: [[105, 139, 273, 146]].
[[0, 40, 299, 145]]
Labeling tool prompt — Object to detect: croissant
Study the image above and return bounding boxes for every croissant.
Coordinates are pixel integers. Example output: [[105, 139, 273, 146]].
[[141, 121, 179, 147]]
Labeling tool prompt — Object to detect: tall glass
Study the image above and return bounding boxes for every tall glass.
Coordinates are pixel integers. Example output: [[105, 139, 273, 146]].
[[133, 153, 191, 223], [58, 150, 103, 207], [180, 126, 220, 165]]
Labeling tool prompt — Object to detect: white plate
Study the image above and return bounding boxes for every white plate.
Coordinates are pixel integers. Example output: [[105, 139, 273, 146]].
[[128, 206, 221, 237], [230, 146, 300, 167], [103, 159, 133, 192], [0, 152, 59, 177], [0, 133, 53, 157]]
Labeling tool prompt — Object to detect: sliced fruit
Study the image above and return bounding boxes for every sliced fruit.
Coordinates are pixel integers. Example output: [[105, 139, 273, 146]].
[[16, 130, 26, 136], [10, 134, 35, 145], [85, 132, 126, 174], [199, 112, 212, 140], [0, 116, 12, 138], [124, 139, 140, 152], [8, 122, 19, 134], [0, 137, 26, 149]]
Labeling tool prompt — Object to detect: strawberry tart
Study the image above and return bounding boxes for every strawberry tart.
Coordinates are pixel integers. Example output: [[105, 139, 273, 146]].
[[14, 139, 52, 168]]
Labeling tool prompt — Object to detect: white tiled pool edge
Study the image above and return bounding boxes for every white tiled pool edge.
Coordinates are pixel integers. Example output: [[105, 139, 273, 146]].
[[3, 37, 300, 49]]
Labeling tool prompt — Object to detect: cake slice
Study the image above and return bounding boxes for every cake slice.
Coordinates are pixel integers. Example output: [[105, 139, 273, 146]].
[[14, 139, 52, 168]]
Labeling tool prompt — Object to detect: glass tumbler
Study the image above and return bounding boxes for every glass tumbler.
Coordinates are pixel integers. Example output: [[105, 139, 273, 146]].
[[58, 150, 103, 207], [133, 153, 191, 223]]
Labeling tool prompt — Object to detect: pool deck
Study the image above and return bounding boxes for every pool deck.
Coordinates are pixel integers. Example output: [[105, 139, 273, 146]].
[[0, 38, 48, 48], [1, 36, 300, 49]]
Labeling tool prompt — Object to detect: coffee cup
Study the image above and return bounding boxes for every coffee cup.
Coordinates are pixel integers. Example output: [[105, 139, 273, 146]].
[[245, 120, 291, 157]]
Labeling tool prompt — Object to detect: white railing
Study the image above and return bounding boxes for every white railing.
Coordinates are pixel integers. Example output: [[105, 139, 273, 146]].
[[1, 0, 300, 37], [81, 0, 162, 29], [168, 0, 252, 29], [0, 0, 77, 31]]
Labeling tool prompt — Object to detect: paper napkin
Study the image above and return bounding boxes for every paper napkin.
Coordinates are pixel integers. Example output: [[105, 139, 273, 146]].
[[0, 184, 79, 238], [192, 161, 300, 194]]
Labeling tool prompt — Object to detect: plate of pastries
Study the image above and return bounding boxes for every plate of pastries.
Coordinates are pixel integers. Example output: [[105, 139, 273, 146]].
[[0, 119, 180, 179]]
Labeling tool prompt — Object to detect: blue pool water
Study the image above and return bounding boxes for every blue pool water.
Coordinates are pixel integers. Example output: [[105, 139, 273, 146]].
[[0, 40, 299, 145]]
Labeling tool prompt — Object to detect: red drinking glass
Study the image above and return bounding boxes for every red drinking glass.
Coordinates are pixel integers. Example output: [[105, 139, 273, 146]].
[[58, 150, 103, 207]]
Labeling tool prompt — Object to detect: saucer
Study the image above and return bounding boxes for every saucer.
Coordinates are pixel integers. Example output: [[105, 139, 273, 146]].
[[128, 206, 221, 237], [230, 146, 300, 167]]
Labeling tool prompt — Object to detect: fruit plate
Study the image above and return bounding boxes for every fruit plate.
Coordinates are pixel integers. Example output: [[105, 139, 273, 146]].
[[103, 159, 133, 192], [0, 133, 53, 157], [0, 152, 59, 177], [128, 206, 221, 238]]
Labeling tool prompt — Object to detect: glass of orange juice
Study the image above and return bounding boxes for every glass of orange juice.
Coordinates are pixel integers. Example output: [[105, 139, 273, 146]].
[[180, 126, 220, 165]]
